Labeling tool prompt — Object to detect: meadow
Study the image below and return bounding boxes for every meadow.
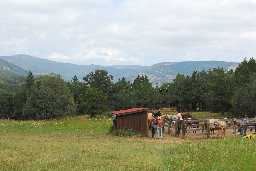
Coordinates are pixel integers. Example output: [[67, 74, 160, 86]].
[[159, 108, 221, 119], [0, 116, 256, 171]]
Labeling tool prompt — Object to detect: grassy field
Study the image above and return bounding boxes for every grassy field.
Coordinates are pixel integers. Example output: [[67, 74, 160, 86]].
[[159, 108, 222, 119], [0, 116, 256, 171], [191, 112, 222, 119]]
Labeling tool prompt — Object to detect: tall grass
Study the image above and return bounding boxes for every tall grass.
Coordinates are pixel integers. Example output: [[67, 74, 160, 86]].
[[0, 117, 255, 171], [163, 138, 256, 171], [0, 116, 111, 135]]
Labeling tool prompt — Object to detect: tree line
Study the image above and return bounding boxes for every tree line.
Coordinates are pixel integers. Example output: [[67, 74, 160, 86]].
[[0, 58, 256, 119]]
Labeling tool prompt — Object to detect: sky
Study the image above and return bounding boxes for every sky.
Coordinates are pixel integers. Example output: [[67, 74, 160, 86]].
[[1, 0, 256, 65]]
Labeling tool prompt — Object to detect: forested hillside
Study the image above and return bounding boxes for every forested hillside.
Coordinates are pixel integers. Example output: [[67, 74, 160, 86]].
[[0, 58, 27, 77], [0, 59, 26, 90], [0, 58, 255, 119]]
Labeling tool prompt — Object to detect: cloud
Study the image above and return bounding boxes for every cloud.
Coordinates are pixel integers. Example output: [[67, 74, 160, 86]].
[[48, 47, 140, 65], [0, 0, 256, 65]]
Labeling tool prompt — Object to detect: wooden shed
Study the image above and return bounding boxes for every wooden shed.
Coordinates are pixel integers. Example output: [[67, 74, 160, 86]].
[[112, 108, 149, 136]]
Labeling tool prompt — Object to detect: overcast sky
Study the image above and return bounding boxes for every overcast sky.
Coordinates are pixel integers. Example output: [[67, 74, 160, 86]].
[[1, 0, 256, 65]]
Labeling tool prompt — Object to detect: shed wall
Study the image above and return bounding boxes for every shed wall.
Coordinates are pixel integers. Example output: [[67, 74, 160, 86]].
[[116, 111, 148, 136]]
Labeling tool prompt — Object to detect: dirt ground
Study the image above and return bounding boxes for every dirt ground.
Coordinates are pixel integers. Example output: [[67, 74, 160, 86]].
[[146, 127, 253, 143]]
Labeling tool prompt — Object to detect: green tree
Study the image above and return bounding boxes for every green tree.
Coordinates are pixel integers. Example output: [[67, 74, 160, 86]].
[[79, 87, 108, 117], [23, 75, 75, 119], [132, 75, 154, 107], [79, 70, 113, 116], [233, 74, 256, 117], [235, 58, 256, 87], [68, 75, 84, 113], [13, 87, 27, 118], [111, 77, 134, 109], [83, 70, 113, 95], [25, 71, 34, 96], [173, 74, 193, 112], [206, 68, 233, 113], [0, 90, 14, 119], [13, 71, 35, 118], [159, 83, 177, 108]]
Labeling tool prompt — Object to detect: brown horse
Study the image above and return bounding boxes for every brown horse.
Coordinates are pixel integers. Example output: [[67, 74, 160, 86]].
[[208, 119, 226, 138]]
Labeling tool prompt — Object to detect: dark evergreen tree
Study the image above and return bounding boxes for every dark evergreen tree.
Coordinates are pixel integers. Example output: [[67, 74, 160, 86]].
[[79, 87, 108, 117], [111, 78, 134, 109], [132, 75, 154, 107], [23, 75, 75, 119], [83, 70, 113, 96]]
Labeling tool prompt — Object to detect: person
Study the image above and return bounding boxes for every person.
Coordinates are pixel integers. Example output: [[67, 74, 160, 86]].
[[238, 124, 243, 136], [166, 115, 172, 135], [232, 118, 237, 135], [240, 118, 248, 136], [162, 115, 165, 134], [181, 119, 186, 138], [151, 117, 157, 138], [112, 114, 117, 129], [157, 116, 163, 139], [160, 116, 165, 138], [244, 117, 249, 136], [177, 113, 183, 120], [255, 123, 256, 133], [175, 113, 183, 137]]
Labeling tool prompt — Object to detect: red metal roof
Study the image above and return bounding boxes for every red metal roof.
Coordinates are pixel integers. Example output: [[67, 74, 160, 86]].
[[112, 108, 147, 117]]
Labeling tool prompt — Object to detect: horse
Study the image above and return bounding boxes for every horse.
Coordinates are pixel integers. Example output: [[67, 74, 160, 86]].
[[208, 119, 227, 138], [147, 113, 154, 129]]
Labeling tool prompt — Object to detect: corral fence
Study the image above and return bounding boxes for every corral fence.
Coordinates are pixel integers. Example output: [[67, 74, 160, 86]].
[[166, 118, 256, 138]]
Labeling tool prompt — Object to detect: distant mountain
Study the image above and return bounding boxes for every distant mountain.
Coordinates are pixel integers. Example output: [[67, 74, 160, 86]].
[[145, 61, 238, 84], [0, 58, 27, 89], [0, 55, 238, 84], [0, 55, 146, 81], [0, 58, 27, 76]]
